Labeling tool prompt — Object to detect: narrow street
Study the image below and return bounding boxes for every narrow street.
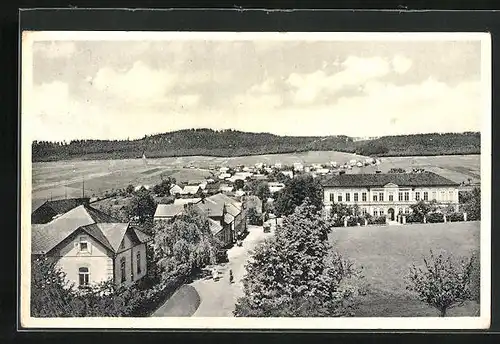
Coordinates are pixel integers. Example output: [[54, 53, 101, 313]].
[[190, 224, 274, 317]]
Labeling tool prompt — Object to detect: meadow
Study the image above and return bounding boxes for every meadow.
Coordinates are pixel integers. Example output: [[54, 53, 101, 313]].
[[31, 152, 480, 208], [330, 221, 481, 317]]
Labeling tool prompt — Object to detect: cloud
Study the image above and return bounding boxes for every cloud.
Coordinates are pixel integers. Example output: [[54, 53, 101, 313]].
[[392, 55, 413, 74], [91, 61, 177, 101], [249, 78, 275, 93], [177, 94, 201, 108], [33, 41, 77, 59], [286, 56, 391, 105]]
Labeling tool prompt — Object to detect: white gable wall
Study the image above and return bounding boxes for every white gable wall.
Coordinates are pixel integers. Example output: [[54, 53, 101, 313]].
[[114, 230, 147, 285], [53, 233, 114, 289]]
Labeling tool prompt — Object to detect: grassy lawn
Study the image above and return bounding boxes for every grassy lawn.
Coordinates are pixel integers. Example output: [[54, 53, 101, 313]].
[[330, 221, 480, 317], [151, 285, 201, 317]]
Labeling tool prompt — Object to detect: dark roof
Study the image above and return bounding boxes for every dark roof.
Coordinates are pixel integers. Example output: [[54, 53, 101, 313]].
[[31, 198, 90, 224], [132, 228, 153, 243], [31, 204, 138, 255], [321, 172, 459, 188]]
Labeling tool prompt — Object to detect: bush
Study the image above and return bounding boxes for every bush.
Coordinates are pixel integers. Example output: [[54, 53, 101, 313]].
[[426, 212, 444, 223], [247, 207, 263, 226], [368, 215, 386, 225], [406, 213, 421, 224], [448, 212, 465, 222]]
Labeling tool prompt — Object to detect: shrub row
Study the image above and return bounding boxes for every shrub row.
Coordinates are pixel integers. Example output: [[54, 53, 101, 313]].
[[332, 215, 387, 227], [406, 212, 466, 224]]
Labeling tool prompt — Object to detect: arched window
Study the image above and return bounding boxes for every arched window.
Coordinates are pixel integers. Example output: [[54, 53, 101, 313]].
[[78, 267, 89, 286]]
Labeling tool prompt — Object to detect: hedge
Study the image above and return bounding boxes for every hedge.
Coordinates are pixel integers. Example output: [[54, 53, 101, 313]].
[[426, 212, 444, 223], [368, 215, 386, 225], [448, 212, 465, 222]]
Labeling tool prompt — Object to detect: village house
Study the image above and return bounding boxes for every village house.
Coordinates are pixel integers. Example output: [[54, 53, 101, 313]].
[[153, 192, 247, 248], [204, 181, 221, 196], [179, 185, 202, 197], [197, 193, 246, 246], [169, 184, 183, 196], [268, 181, 286, 194], [219, 184, 235, 193], [32, 197, 90, 224], [153, 203, 232, 247], [321, 171, 460, 220], [173, 198, 202, 206], [293, 162, 304, 171], [218, 172, 232, 180], [153, 204, 185, 222], [282, 170, 294, 179], [134, 184, 151, 192], [31, 204, 152, 289]]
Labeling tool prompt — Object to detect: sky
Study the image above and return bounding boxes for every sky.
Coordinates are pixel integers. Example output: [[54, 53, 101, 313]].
[[26, 34, 484, 142]]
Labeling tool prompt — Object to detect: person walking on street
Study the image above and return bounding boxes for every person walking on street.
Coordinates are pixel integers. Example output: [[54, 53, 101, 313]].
[[229, 269, 234, 284]]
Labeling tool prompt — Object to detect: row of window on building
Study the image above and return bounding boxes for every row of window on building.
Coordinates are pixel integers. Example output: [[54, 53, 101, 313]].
[[371, 207, 411, 217], [328, 190, 454, 203], [78, 251, 142, 287]]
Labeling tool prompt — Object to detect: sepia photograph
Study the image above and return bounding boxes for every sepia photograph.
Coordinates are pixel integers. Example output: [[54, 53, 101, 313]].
[[20, 30, 491, 329]]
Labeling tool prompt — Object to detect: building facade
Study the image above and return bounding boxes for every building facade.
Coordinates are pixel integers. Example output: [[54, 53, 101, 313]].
[[32, 205, 152, 289], [321, 172, 460, 220]]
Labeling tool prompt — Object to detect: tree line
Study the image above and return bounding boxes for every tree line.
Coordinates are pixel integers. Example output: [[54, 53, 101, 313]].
[[32, 129, 480, 162]]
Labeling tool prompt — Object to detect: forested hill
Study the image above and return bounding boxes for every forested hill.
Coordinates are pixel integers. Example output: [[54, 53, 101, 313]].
[[31, 129, 480, 162]]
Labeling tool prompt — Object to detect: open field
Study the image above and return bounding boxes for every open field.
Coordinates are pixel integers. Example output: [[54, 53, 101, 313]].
[[353, 155, 481, 185], [330, 221, 480, 317], [31, 152, 480, 207]]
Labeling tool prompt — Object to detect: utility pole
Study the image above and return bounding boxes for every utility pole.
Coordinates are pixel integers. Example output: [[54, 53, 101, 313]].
[[82, 177, 85, 198]]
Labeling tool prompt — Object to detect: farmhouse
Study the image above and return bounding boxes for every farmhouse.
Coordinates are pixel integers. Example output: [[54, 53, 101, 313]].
[[173, 198, 202, 206], [321, 171, 460, 220], [197, 193, 246, 246], [180, 185, 202, 197], [153, 204, 185, 222], [32, 197, 90, 224], [169, 184, 183, 196], [31, 204, 152, 289], [153, 193, 246, 247]]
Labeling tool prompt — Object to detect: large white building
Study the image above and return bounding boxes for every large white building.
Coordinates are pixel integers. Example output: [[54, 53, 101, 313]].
[[321, 172, 460, 220]]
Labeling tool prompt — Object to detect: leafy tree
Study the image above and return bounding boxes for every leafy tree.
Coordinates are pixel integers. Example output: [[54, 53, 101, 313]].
[[128, 188, 157, 223], [234, 179, 245, 190], [410, 200, 438, 222], [388, 167, 406, 173], [126, 184, 135, 194], [234, 200, 361, 317], [406, 250, 476, 317], [274, 175, 323, 217], [247, 207, 263, 226], [460, 187, 480, 221], [152, 178, 173, 197], [152, 205, 222, 276], [255, 182, 271, 203], [31, 256, 79, 317]]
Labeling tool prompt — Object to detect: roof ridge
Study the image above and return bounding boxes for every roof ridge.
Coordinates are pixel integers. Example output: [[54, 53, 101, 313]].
[[80, 223, 114, 252], [84, 203, 123, 223]]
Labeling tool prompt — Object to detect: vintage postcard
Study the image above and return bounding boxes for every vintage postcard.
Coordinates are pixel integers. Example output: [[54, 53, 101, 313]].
[[20, 31, 491, 329]]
